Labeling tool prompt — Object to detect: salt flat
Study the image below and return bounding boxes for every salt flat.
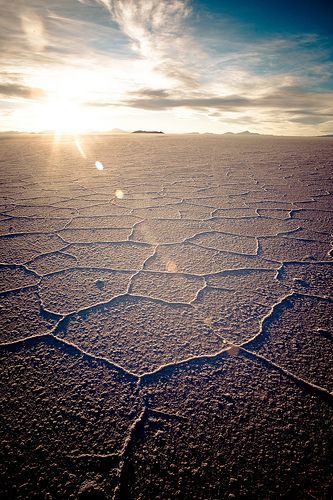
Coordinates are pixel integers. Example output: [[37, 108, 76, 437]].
[[0, 134, 332, 499]]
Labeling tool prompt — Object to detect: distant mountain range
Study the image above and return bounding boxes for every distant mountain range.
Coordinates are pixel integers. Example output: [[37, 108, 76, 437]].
[[223, 130, 260, 136], [186, 130, 263, 136], [105, 129, 331, 137], [132, 130, 164, 134], [1, 129, 331, 137]]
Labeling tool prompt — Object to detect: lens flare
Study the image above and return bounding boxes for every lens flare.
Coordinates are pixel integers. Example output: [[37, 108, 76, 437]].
[[75, 138, 86, 159], [95, 160, 104, 170], [166, 260, 177, 272], [115, 189, 124, 199]]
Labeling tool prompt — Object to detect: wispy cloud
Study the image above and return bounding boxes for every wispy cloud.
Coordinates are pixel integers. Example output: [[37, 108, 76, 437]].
[[0, 0, 332, 134], [129, 89, 331, 110], [93, 0, 200, 88], [0, 82, 45, 99]]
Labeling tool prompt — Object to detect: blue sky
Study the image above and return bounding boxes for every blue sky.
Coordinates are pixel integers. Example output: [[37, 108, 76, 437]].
[[197, 0, 333, 37], [0, 0, 332, 135]]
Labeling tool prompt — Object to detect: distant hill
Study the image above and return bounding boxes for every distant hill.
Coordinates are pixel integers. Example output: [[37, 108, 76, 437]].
[[185, 131, 260, 136], [238, 130, 260, 135], [132, 130, 164, 134], [320, 134, 333, 137], [223, 130, 260, 136]]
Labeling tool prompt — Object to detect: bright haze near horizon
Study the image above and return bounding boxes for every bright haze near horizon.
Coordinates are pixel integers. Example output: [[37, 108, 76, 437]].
[[0, 0, 332, 136]]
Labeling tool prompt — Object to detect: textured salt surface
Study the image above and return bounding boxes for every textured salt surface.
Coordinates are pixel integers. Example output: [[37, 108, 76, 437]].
[[0, 134, 332, 499]]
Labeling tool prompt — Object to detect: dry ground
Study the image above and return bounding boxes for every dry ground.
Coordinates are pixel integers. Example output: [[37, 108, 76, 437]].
[[0, 134, 332, 499]]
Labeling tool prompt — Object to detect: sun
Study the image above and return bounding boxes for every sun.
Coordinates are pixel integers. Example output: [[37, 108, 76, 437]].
[[38, 96, 88, 136], [29, 71, 94, 135]]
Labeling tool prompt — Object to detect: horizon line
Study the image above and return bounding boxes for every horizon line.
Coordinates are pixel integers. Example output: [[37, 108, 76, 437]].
[[0, 130, 332, 138]]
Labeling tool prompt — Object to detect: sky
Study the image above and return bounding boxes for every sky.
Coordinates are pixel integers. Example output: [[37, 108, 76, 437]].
[[0, 0, 332, 135]]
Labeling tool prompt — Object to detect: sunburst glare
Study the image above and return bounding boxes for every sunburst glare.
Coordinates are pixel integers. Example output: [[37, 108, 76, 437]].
[[95, 160, 104, 170], [74, 138, 87, 159]]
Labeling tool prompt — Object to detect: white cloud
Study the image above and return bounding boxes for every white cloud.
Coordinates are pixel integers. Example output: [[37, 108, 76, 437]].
[[93, 0, 200, 88], [0, 0, 332, 135]]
